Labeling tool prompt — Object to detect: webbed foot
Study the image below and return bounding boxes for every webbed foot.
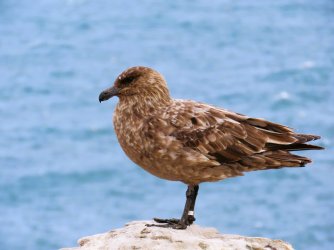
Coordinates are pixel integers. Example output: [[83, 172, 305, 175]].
[[146, 218, 188, 229]]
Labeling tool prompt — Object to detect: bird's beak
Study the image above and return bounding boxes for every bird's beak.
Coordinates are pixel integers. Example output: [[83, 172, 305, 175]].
[[99, 86, 120, 103]]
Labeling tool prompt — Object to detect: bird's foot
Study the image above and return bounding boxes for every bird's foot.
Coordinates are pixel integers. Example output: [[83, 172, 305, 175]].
[[153, 218, 180, 224], [145, 216, 195, 230], [146, 222, 187, 229], [146, 219, 187, 229]]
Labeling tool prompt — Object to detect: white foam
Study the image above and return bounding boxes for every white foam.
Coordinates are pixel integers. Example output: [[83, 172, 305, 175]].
[[300, 60, 316, 69], [276, 91, 290, 100]]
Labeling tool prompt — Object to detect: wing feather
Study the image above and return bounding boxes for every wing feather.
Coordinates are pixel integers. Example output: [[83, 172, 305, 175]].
[[166, 101, 322, 167]]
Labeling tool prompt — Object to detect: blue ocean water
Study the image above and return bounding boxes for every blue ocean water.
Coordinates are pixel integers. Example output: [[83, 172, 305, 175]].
[[0, 0, 333, 249]]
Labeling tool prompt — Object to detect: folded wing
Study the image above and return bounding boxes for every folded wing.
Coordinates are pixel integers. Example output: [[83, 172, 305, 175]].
[[168, 101, 323, 173]]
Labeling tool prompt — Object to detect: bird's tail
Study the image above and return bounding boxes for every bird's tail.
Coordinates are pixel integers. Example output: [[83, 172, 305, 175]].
[[259, 150, 312, 168], [237, 150, 310, 171], [249, 132, 323, 170]]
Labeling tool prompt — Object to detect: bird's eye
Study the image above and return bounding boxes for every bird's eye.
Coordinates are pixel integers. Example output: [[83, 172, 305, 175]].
[[121, 76, 136, 86]]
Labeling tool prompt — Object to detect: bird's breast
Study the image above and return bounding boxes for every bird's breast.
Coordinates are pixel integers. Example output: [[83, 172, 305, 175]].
[[113, 104, 156, 167]]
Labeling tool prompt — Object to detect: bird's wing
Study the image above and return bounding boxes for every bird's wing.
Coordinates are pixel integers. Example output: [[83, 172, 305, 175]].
[[163, 100, 320, 164]]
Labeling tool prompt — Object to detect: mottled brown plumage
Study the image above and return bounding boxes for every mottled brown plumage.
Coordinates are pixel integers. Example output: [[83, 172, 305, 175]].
[[99, 66, 323, 229]]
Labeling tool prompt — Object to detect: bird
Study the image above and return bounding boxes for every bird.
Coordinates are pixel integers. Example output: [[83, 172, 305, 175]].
[[99, 66, 323, 229]]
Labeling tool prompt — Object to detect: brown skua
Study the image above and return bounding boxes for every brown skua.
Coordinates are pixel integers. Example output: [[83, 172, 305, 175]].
[[99, 66, 323, 229]]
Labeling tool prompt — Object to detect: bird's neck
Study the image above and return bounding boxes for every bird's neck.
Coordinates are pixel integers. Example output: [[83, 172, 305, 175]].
[[117, 94, 172, 118]]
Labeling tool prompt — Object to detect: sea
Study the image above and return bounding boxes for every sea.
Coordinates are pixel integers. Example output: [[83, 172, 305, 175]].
[[0, 0, 333, 249]]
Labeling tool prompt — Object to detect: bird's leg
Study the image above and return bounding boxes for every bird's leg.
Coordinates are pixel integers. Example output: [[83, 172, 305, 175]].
[[147, 185, 199, 229], [186, 184, 199, 224]]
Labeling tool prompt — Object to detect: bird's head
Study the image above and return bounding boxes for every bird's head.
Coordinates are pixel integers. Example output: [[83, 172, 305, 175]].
[[99, 66, 171, 105]]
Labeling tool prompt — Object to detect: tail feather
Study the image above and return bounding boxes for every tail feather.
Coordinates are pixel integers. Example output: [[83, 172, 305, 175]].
[[264, 132, 323, 151], [237, 150, 313, 173], [263, 150, 312, 166], [294, 134, 321, 143], [266, 143, 324, 151]]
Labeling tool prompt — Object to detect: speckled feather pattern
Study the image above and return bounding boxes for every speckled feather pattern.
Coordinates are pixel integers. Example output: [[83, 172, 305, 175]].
[[111, 67, 322, 185]]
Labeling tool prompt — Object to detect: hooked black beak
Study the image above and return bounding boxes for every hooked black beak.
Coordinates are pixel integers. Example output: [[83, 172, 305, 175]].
[[99, 86, 120, 103]]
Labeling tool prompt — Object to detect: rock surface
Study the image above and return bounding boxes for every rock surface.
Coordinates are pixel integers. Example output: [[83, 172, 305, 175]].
[[61, 220, 294, 250]]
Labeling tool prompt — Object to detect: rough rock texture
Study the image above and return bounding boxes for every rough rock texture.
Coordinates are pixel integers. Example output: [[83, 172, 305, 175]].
[[61, 221, 294, 250]]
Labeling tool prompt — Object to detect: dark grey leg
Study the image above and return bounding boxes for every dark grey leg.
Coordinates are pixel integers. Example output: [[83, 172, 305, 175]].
[[186, 184, 199, 225], [146, 185, 199, 229]]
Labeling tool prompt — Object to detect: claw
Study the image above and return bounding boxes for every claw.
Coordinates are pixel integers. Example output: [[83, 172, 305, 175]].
[[172, 223, 187, 230]]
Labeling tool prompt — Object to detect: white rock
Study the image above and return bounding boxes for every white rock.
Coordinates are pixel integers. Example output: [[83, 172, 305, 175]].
[[61, 220, 294, 250]]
